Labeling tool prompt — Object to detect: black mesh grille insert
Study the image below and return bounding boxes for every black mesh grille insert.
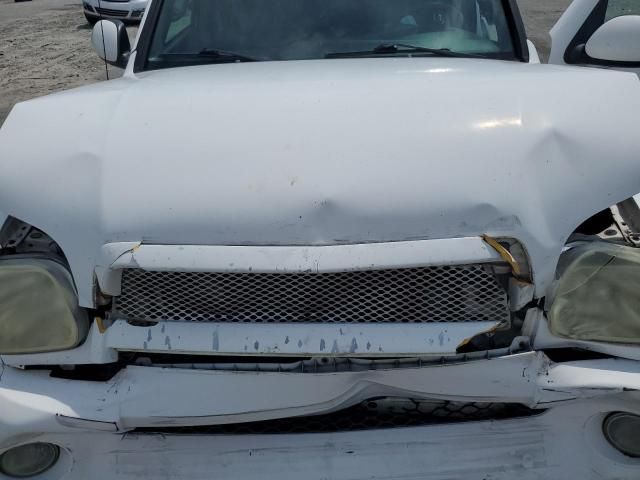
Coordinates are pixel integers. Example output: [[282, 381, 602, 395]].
[[113, 265, 510, 324], [133, 399, 540, 435], [95, 7, 128, 16]]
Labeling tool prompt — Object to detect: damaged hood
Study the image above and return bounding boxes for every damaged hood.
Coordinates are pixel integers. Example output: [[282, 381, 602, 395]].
[[1, 58, 640, 303]]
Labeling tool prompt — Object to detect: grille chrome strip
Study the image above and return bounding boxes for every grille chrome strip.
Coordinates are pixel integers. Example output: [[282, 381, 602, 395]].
[[112, 265, 510, 324]]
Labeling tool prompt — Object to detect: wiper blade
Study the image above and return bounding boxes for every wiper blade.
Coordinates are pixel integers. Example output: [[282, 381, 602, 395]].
[[157, 49, 259, 63], [197, 48, 258, 62], [326, 43, 483, 59]]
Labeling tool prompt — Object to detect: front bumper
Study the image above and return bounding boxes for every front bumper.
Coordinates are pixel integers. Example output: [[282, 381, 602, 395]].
[[1, 400, 639, 480], [1, 353, 640, 478], [83, 0, 147, 21]]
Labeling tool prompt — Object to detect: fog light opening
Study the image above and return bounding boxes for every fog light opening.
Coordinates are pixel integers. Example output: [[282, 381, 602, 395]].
[[603, 412, 640, 458], [0, 443, 60, 478]]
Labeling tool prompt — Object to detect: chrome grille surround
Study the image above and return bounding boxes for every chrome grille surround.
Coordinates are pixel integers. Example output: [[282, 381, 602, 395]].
[[112, 265, 510, 324]]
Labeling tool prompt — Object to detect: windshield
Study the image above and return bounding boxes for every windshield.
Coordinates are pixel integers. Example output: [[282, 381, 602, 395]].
[[146, 0, 516, 69]]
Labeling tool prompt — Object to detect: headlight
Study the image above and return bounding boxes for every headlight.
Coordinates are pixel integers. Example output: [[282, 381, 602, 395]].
[[548, 242, 640, 344], [603, 412, 640, 458], [0, 443, 60, 478], [0, 257, 88, 354]]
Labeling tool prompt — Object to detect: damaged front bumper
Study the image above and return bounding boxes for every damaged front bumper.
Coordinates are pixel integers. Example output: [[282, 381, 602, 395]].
[[2, 351, 640, 479]]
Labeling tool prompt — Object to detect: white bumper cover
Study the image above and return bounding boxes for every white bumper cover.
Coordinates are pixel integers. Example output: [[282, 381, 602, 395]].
[[1, 353, 640, 479], [4, 403, 638, 480]]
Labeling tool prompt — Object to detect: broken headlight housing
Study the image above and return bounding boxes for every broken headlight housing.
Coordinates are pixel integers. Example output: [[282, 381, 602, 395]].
[[0, 256, 88, 355], [548, 242, 640, 344]]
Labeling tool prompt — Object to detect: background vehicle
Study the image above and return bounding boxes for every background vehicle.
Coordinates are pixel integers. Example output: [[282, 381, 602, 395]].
[[83, 0, 148, 24], [1, 0, 640, 478]]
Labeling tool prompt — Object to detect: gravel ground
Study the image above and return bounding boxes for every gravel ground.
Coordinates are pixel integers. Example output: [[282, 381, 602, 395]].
[[0, 0, 571, 127], [518, 0, 573, 60], [0, 0, 135, 125]]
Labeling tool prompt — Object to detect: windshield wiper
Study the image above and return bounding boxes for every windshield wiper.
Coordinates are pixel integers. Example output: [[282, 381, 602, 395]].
[[197, 48, 258, 62], [157, 48, 259, 64], [325, 43, 483, 59]]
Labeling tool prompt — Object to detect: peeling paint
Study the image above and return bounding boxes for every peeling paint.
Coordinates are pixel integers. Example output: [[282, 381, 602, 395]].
[[96, 320, 501, 358], [107, 242, 142, 268]]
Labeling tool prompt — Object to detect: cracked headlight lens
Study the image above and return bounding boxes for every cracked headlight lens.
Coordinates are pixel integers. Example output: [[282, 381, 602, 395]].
[[0, 257, 88, 354], [548, 242, 640, 344]]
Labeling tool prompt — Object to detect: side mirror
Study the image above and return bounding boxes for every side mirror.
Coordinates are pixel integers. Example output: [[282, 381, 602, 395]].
[[91, 20, 131, 69], [585, 15, 640, 63]]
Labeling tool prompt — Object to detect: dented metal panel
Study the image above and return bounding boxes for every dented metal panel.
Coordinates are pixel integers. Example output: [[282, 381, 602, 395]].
[[102, 238, 504, 273], [1, 59, 640, 306]]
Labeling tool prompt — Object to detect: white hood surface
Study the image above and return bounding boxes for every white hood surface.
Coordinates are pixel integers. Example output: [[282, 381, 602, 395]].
[[1, 58, 640, 305]]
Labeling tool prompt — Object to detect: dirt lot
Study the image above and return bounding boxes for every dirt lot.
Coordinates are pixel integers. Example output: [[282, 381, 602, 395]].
[[0, 0, 137, 125], [518, 0, 574, 56], [0, 0, 572, 127]]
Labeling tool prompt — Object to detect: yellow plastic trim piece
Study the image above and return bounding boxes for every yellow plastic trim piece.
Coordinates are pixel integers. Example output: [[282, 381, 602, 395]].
[[482, 235, 522, 278], [95, 317, 107, 334]]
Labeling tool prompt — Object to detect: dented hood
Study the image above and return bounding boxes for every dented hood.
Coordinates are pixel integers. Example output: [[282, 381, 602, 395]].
[[1, 58, 640, 305]]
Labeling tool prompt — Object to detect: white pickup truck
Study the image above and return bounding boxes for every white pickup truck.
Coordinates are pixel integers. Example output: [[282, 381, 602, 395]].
[[1, 0, 640, 478]]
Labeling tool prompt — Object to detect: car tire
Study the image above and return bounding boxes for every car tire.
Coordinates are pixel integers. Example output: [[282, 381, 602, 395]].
[[85, 13, 98, 25]]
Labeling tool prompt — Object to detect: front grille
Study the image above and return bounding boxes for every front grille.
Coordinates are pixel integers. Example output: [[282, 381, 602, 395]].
[[95, 7, 128, 17], [133, 398, 540, 435], [112, 265, 510, 324]]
